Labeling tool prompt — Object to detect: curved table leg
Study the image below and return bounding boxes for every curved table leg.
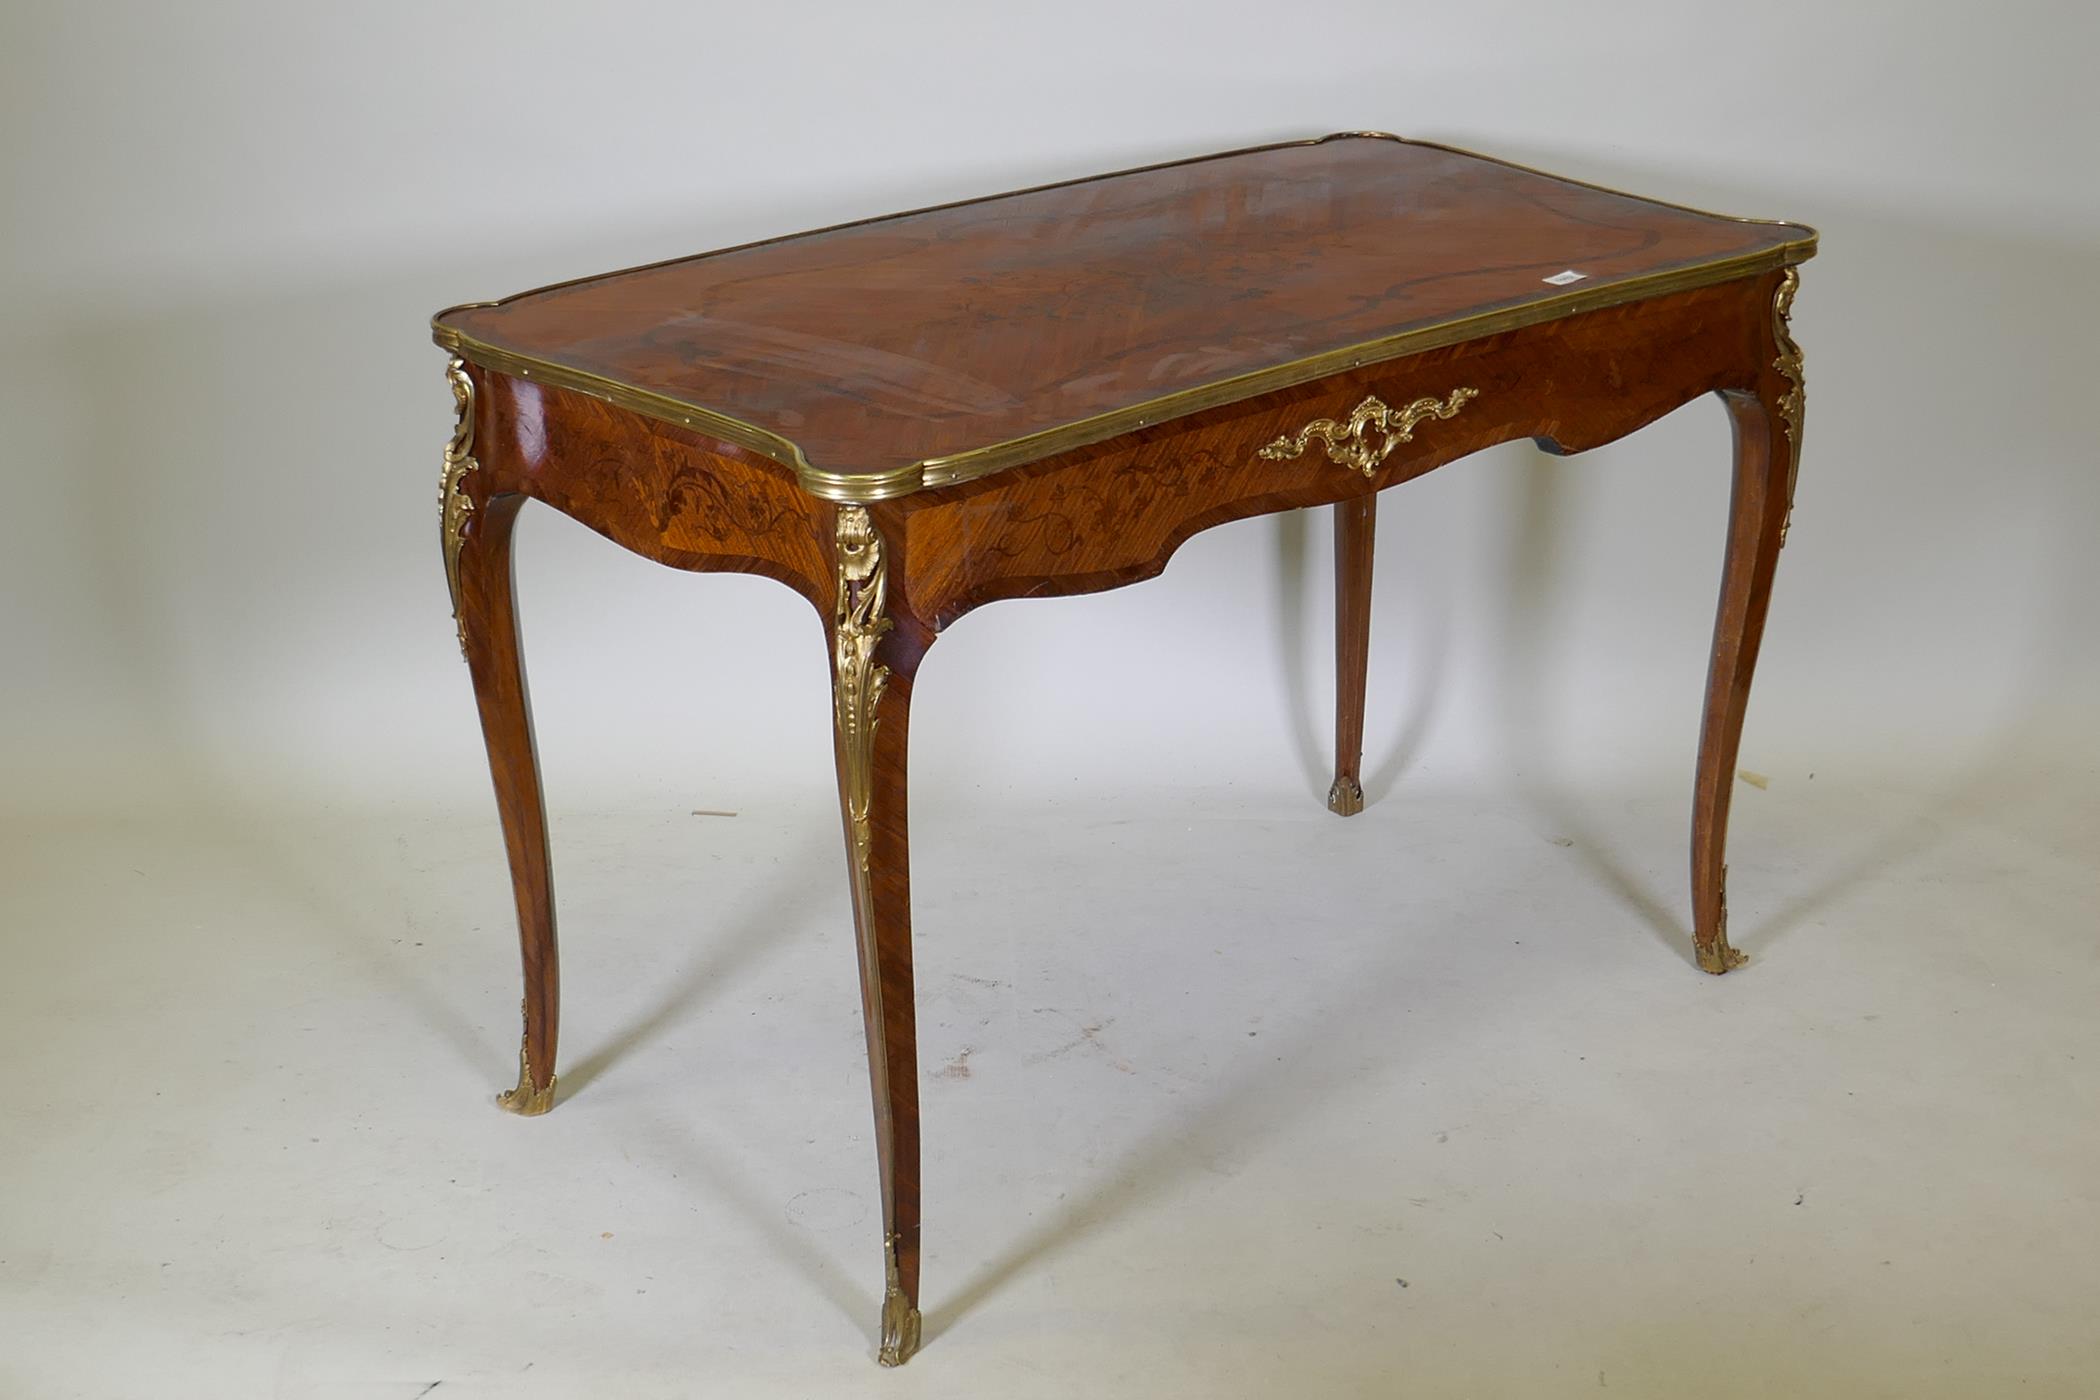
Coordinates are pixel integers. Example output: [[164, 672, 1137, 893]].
[[1692, 377, 1799, 973], [830, 505, 925, 1365], [1329, 494, 1377, 815], [456, 490, 561, 1112]]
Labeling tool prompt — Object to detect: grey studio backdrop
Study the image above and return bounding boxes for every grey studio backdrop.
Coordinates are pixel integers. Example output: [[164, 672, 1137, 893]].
[[4, 2, 2099, 1394], [7, 1, 2095, 816]]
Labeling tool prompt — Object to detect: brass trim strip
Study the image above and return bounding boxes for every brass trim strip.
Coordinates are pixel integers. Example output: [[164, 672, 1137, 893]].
[[433, 133, 1818, 504]]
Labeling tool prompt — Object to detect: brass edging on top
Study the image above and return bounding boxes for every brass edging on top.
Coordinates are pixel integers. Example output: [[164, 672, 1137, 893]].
[[433, 132, 1818, 504], [431, 329, 825, 480], [1342, 132, 1821, 246]]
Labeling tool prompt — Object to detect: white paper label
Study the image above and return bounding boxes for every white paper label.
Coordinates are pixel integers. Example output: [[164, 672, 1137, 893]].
[[1542, 269, 1588, 286]]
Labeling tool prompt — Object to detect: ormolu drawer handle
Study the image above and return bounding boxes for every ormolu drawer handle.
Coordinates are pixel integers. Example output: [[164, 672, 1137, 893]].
[[1258, 387, 1479, 476]]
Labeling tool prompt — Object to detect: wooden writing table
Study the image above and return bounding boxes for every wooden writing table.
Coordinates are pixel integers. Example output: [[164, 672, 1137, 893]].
[[432, 133, 1815, 1365]]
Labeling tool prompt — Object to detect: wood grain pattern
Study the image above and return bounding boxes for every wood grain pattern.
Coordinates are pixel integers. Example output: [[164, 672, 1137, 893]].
[[479, 371, 832, 609], [899, 278, 1767, 629], [437, 135, 1809, 485]]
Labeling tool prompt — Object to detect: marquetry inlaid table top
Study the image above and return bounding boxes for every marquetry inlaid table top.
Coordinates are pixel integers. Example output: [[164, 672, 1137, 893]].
[[434, 133, 1814, 501], [430, 132, 1816, 1368]]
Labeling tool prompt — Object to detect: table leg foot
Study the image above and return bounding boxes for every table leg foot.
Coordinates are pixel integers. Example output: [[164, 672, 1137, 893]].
[[495, 1036, 557, 1115], [877, 1237, 923, 1366], [1326, 776, 1365, 816], [1695, 939, 1748, 976], [1694, 867, 1748, 976]]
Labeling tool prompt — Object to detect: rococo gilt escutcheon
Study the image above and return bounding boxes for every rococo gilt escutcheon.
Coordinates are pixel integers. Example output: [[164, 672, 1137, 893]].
[[1259, 387, 1480, 476], [430, 133, 1815, 1364]]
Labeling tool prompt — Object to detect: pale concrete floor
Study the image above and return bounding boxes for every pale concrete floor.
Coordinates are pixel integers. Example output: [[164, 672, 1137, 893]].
[[3, 770, 2096, 1398]]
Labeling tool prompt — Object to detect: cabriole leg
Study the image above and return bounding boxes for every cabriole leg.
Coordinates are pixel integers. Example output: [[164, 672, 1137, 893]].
[[1329, 493, 1377, 815], [444, 357, 559, 1112], [830, 504, 925, 1365], [1693, 270, 1806, 973]]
